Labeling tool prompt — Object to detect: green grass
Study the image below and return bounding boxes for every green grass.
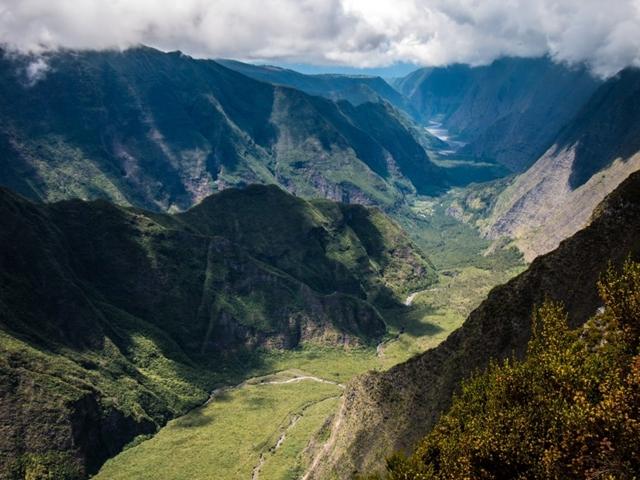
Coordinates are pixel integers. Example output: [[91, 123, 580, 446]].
[[92, 196, 527, 480], [94, 374, 342, 480], [259, 396, 340, 480], [394, 194, 522, 271], [252, 347, 379, 382], [94, 258, 525, 480], [379, 265, 525, 365]]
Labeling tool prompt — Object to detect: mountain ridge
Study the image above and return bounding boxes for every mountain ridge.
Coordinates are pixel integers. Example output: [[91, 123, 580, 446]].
[[395, 57, 601, 172], [486, 67, 640, 261], [0, 183, 434, 478], [216, 58, 419, 118], [0, 46, 452, 213], [305, 169, 640, 478]]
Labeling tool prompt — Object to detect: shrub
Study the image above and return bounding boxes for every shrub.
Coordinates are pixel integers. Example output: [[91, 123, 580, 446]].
[[9, 452, 83, 480], [380, 260, 640, 480]]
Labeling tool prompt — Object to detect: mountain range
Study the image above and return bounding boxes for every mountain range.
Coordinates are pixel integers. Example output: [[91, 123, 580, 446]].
[[0, 184, 432, 478], [2, 43, 640, 480], [0, 49, 608, 218], [394, 57, 601, 171], [0, 47, 455, 213], [485, 67, 640, 260], [217, 59, 418, 118]]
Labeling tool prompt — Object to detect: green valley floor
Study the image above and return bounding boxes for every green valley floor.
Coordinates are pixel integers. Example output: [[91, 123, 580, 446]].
[[95, 249, 524, 480]]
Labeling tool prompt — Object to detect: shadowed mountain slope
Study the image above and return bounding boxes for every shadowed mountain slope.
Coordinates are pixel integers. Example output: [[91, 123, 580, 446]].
[[305, 170, 640, 478], [395, 57, 600, 171], [0, 47, 450, 212], [217, 59, 418, 118], [487, 67, 640, 261], [0, 184, 434, 479]]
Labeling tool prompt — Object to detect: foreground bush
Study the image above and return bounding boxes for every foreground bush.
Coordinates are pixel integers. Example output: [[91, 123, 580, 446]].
[[377, 259, 640, 480]]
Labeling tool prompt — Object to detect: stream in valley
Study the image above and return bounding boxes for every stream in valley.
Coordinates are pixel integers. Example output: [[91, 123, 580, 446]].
[[425, 120, 467, 156]]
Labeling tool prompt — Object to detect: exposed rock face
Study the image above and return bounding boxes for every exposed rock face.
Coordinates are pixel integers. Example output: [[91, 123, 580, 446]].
[[0, 184, 434, 478], [395, 57, 600, 172], [488, 147, 640, 261], [487, 68, 640, 261], [305, 171, 640, 479]]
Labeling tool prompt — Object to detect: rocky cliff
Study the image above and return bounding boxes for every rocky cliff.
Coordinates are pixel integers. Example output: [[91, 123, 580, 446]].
[[487, 67, 640, 261]]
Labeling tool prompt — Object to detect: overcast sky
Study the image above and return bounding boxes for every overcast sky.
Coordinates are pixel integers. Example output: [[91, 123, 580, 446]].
[[1, 0, 640, 77]]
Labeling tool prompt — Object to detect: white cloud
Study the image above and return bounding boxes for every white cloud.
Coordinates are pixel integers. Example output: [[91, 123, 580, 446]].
[[0, 0, 639, 77], [24, 57, 49, 85]]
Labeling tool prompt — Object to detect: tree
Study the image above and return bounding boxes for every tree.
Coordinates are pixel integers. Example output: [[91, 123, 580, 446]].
[[378, 260, 640, 480]]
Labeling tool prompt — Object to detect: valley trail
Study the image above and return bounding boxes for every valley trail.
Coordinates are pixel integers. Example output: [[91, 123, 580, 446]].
[[261, 375, 345, 387], [404, 291, 420, 306], [377, 288, 437, 357], [207, 371, 345, 404], [212, 371, 344, 480], [404, 288, 437, 306], [251, 414, 301, 480]]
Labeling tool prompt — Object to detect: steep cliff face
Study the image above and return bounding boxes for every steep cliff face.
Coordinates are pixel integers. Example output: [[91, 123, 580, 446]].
[[487, 68, 640, 261], [396, 57, 600, 171], [305, 171, 640, 479], [0, 47, 450, 212], [0, 184, 434, 478], [394, 64, 476, 122]]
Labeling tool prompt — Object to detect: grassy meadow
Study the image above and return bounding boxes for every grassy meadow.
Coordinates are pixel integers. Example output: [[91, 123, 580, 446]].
[[95, 251, 524, 479]]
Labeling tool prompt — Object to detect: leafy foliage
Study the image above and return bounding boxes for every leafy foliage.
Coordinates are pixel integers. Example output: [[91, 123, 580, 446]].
[[8, 452, 83, 480], [378, 260, 640, 480]]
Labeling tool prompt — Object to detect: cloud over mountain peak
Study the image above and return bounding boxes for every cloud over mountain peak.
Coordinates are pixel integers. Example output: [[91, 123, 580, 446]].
[[1, 0, 639, 77]]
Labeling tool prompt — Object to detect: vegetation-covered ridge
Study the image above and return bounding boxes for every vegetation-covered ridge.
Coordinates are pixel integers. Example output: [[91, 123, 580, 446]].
[[0, 46, 456, 212], [0, 183, 434, 479], [216, 58, 419, 119], [377, 259, 640, 480], [303, 170, 640, 479]]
